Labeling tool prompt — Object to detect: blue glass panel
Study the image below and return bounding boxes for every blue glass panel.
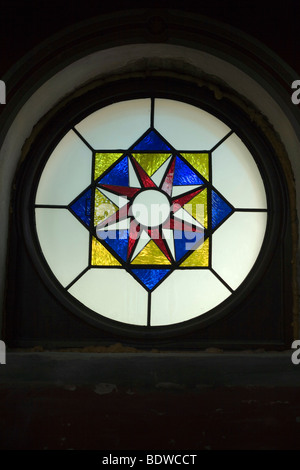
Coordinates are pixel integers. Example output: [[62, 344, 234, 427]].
[[70, 188, 92, 227], [133, 130, 171, 151], [173, 156, 204, 185], [131, 268, 171, 290], [98, 156, 129, 186], [97, 229, 129, 261], [211, 191, 233, 229], [173, 229, 204, 261]]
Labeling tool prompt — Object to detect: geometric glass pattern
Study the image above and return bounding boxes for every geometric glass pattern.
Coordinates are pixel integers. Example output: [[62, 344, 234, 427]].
[[69, 126, 234, 292], [35, 98, 268, 326]]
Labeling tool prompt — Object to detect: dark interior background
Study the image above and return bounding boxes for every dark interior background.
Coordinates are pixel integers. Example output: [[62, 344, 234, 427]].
[[0, 0, 300, 77], [1, 0, 300, 452]]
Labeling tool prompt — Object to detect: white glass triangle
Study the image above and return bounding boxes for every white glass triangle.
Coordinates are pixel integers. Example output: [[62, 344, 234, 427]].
[[172, 185, 202, 197], [162, 228, 175, 259], [128, 158, 141, 188], [173, 207, 204, 229], [130, 231, 151, 261], [151, 156, 172, 186], [99, 188, 128, 208]]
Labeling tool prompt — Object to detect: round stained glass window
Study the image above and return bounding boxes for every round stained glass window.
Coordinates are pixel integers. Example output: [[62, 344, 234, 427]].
[[34, 97, 268, 328]]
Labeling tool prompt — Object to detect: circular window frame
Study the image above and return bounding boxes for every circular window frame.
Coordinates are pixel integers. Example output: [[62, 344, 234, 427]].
[[18, 75, 287, 340]]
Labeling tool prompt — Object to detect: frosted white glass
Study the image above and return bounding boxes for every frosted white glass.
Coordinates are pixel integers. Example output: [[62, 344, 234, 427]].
[[151, 270, 231, 326], [35, 130, 92, 205], [212, 211, 267, 290], [154, 99, 230, 150], [128, 159, 141, 187], [162, 228, 175, 258], [99, 189, 128, 208], [212, 133, 267, 208], [172, 185, 201, 197], [131, 232, 150, 260], [75, 99, 151, 149], [35, 208, 89, 286], [151, 156, 172, 186], [69, 269, 148, 325], [174, 207, 203, 228]]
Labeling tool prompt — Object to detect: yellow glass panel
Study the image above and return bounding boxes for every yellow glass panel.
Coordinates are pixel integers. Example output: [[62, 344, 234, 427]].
[[184, 189, 207, 228], [94, 188, 118, 226], [131, 239, 171, 265], [94, 153, 124, 180], [131, 153, 171, 176], [91, 237, 121, 266], [180, 238, 209, 267], [181, 153, 209, 180]]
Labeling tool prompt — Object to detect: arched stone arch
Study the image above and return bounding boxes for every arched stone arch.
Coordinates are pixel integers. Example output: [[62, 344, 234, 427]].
[[1, 10, 298, 345]]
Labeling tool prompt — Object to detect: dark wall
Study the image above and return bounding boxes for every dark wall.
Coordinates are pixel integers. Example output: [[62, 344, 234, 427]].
[[0, 0, 299, 77]]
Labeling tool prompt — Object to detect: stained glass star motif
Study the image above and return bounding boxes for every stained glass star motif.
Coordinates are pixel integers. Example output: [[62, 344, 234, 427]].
[[69, 128, 234, 291]]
